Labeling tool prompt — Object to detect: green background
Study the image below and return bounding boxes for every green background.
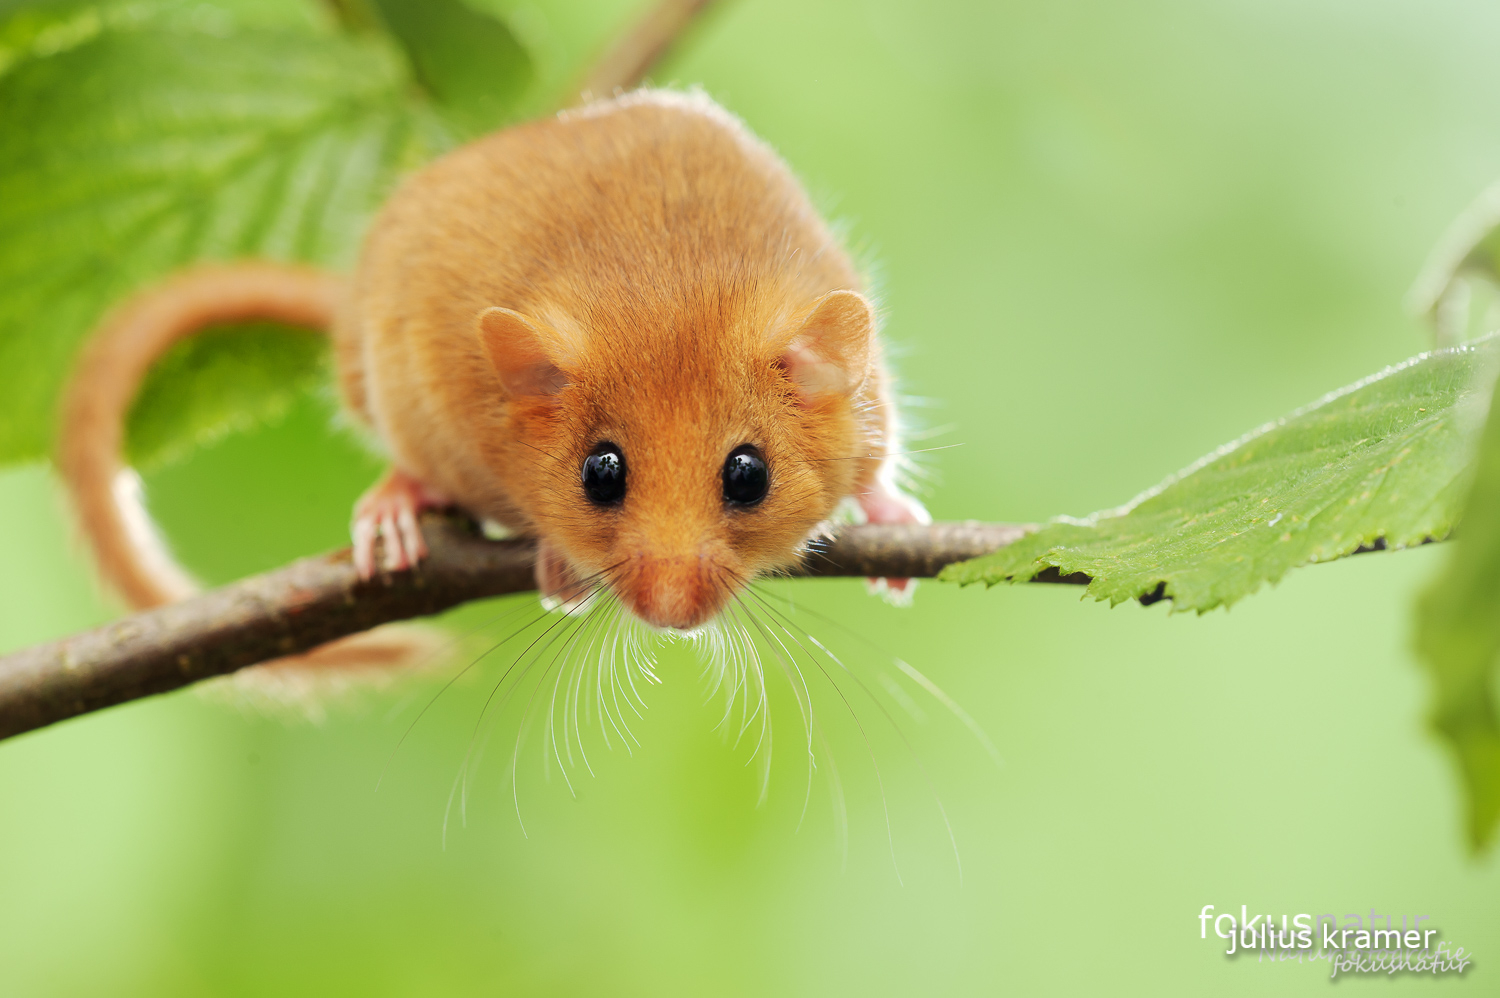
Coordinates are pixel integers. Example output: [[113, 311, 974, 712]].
[[2, 0, 1498, 993]]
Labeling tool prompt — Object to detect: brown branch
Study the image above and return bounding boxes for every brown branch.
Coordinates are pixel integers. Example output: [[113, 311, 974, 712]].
[[575, 0, 723, 101], [1, 9, 1020, 742], [0, 517, 1034, 742]]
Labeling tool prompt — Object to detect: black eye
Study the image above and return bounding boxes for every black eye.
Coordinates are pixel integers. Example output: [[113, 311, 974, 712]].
[[582, 442, 626, 505], [723, 444, 769, 506]]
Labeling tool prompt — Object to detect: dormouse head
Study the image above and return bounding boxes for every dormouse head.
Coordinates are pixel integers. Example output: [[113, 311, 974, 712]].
[[477, 287, 880, 631]]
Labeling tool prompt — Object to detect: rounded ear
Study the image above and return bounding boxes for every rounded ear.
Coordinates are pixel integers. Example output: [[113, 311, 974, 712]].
[[778, 290, 875, 398], [478, 307, 570, 397]]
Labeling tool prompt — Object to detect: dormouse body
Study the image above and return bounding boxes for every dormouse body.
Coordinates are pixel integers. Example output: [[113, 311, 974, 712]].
[[59, 89, 927, 638]]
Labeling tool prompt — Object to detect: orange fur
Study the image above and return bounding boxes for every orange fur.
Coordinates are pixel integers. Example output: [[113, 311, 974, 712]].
[[55, 262, 436, 677], [344, 89, 914, 627], [58, 262, 342, 608], [58, 89, 921, 645]]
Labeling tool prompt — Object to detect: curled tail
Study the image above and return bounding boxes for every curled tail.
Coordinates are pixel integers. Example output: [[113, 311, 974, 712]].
[[58, 262, 344, 609], [57, 262, 441, 701]]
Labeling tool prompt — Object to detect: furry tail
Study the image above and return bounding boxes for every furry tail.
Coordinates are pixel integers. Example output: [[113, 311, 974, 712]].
[[57, 262, 435, 683], [59, 262, 343, 608]]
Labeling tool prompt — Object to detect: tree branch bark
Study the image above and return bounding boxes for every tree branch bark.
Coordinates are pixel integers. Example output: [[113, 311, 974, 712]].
[[0, 517, 1038, 742]]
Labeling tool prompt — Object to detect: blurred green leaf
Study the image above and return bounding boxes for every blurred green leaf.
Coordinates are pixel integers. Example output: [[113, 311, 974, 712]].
[[941, 336, 1500, 612], [1415, 369, 1500, 852], [0, 18, 450, 466], [371, 0, 532, 135], [0, 0, 134, 78], [125, 322, 330, 472], [1409, 180, 1500, 346], [0, 0, 324, 77]]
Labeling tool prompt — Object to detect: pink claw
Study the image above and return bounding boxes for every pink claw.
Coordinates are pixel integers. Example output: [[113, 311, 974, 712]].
[[859, 482, 931, 601], [352, 469, 450, 580]]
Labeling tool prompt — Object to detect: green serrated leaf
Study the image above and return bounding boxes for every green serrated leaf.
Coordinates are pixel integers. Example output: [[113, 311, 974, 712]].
[[0, 21, 450, 467], [371, 0, 532, 136], [1415, 367, 1500, 852], [124, 322, 329, 472], [941, 335, 1500, 612]]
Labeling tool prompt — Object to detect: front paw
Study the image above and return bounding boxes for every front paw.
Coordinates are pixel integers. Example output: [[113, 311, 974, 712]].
[[351, 469, 450, 579], [534, 539, 594, 613]]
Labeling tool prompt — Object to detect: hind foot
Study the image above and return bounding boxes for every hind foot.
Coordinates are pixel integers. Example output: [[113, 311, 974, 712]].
[[352, 469, 451, 579], [859, 483, 931, 602]]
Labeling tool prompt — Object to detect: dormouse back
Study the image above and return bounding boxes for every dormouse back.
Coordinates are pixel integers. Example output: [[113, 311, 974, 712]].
[[352, 89, 860, 344]]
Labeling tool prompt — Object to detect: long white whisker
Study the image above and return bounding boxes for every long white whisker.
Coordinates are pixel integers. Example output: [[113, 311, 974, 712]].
[[769, 607, 902, 884], [753, 582, 1001, 769], [385, 595, 552, 794], [724, 602, 769, 764], [733, 597, 811, 813], [893, 658, 1001, 768], [568, 616, 596, 778], [496, 581, 614, 827], [474, 582, 605, 814], [583, 594, 629, 754], [602, 603, 642, 748], [442, 590, 601, 844], [745, 587, 964, 885], [811, 716, 848, 870]]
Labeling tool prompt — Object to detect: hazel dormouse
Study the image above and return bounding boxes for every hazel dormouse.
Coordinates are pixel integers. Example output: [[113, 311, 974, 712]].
[[59, 89, 929, 640]]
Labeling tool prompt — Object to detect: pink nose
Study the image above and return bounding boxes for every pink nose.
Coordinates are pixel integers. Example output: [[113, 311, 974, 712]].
[[620, 555, 724, 630]]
